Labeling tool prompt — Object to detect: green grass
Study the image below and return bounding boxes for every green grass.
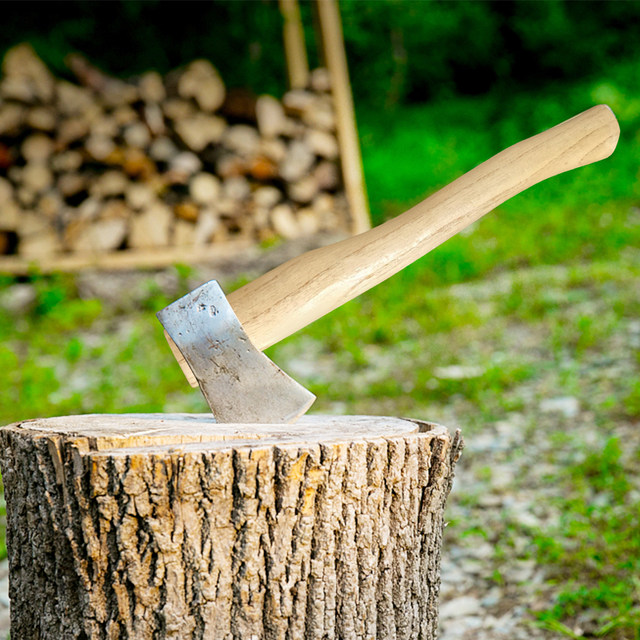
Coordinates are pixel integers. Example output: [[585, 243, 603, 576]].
[[533, 439, 640, 639]]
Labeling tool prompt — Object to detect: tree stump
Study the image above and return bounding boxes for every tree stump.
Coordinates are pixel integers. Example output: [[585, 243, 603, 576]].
[[0, 413, 462, 639]]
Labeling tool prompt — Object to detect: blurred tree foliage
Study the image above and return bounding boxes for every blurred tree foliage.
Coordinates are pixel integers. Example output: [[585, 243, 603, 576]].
[[1, 0, 639, 107]]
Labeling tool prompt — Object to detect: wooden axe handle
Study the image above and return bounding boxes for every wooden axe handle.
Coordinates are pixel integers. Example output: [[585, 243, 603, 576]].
[[229, 105, 619, 351], [164, 329, 199, 387]]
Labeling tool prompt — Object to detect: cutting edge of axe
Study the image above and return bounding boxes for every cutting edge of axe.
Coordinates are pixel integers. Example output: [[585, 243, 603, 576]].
[[159, 104, 619, 423]]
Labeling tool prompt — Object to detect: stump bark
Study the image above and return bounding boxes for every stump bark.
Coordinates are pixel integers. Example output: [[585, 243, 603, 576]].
[[0, 413, 462, 639]]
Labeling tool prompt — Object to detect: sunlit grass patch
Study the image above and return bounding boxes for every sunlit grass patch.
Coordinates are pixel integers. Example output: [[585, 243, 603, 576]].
[[533, 438, 640, 638]]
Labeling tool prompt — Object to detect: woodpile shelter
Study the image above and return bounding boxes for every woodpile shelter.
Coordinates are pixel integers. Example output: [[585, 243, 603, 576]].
[[0, 0, 370, 273]]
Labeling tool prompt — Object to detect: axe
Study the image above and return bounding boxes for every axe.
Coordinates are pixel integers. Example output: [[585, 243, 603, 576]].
[[157, 104, 619, 423]]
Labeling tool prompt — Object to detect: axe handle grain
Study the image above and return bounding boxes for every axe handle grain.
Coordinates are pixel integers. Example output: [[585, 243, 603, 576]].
[[228, 105, 619, 351], [164, 330, 199, 388]]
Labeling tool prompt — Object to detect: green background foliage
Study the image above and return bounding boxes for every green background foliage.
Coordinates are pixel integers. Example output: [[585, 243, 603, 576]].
[[2, 0, 640, 107]]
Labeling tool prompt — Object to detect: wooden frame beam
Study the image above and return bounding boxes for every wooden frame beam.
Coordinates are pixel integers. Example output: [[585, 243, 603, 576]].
[[315, 0, 371, 234], [279, 0, 310, 90]]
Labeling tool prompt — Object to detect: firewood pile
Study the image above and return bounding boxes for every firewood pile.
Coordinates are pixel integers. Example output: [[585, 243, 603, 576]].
[[0, 43, 350, 263]]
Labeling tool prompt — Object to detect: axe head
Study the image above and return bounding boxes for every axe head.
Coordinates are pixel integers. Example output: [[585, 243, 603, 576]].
[[157, 280, 315, 423]]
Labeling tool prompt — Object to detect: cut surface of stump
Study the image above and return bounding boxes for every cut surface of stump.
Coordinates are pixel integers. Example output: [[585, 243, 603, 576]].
[[0, 413, 462, 639]]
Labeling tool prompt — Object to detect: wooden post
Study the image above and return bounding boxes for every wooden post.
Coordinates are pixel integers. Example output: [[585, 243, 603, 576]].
[[0, 413, 461, 639], [279, 0, 310, 90], [316, 0, 371, 234]]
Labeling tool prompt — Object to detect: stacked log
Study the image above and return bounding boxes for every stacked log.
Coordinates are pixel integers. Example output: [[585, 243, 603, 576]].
[[0, 44, 350, 261]]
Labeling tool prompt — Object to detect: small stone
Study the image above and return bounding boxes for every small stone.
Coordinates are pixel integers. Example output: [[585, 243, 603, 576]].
[[306, 129, 339, 159], [0, 103, 25, 135], [480, 589, 503, 610], [0, 200, 18, 231], [149, 137, 178, 163], [76, 197, 101, 221], [2, 43, 55, 103], [50, 150, 83, 173], [253, 207, 270, 231], [174, 219, 195, 246], [253, 186, 282, 209], [18, 228, 60, 258], [143, 103, 165, 135], [113, 106, 138, 127], [312, 192, 335, 214], [26, 106, 56, 131], [190, 173, 220, 205], [0, 283, 36, 312], [507, 560, 537, 584], [100, 200, 131, 221], [163, 98, 195, 121], [439, 595, 482, 620], [223, 125, 260, 156], [123, 122, 151, 148], [22, 163, 54, 193], [222, 176, 250, 202], [129, 201, 172, 248], [301, 96, 335, 131], [38, 191, 64, 219], [57, 118, 90, 146], [178, 59, 225, 112], [477, 493, 504, 508], [216, 155, 245, 179], [1, 76, 35, 102], [138, 70, 166, 103], [57, 173, 87, 199], [248, 156, 278, 181], [86, 135, 116, 162], [282, 117, 307, 138], [539, 396, 579, 418], [434, 365, 485, 380], [256, 95, 287, 138], [314, 161, 340, 190], [122, 148, 155, 179], [125, 183, 156, 210], [91, 171, 129, 198], [69, 217, 128, 253], [100, 80, 139, 108], [193, 209, 220, 245], [0, 178, 13, 207], [8, 167, 22, 183], [288, 175, 319, 203], [176, 113, 226, 152], [310, 67, 331, 92], [214, 197, 238, 218], [279, 140, 315, 182], [56, 81, 94, 115], [174, 202, 199, 223], [16, 186, 36, 208], [282, 89, 316, 115], [271, 203, 300, 239], [90, 116, 119, 139], [259, 138, 287, 163], [169, 152, 202, 177], [22, 134, 54, 163], [513, 508, 541, 529], [297, 208, 320, 236]]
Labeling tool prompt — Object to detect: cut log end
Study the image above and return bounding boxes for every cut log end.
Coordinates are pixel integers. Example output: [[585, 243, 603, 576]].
[[0, 41, 361, 270], [0, 413, 462, 640]]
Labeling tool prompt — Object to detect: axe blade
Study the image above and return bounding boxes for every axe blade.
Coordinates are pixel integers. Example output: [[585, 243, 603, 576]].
[[157, 280, 315, 423]]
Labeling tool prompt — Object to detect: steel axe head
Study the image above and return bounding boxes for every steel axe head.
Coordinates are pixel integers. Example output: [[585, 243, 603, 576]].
[[157, 280, 315, 423]]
